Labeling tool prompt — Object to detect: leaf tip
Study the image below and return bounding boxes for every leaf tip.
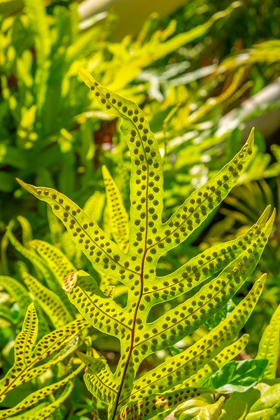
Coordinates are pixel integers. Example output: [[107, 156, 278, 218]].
[[28, 301, 36, 312], [102, 165, 110, 178], [266, 208, 276, 231], [257, 273, 267, 285], [258, 205, 271, 225], [246, 127, 255, 149], [242, 333, 250, 343], [16, 177, 27, 188], [79, 68, 98, 90], [16, 178, 37, 196], [271, 207, 277, 223]]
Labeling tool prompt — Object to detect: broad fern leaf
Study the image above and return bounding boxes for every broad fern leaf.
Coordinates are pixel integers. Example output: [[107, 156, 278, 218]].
[[17, 71, 274, 420], [0, 273, 51, 338], [145, 206, 271, 307]]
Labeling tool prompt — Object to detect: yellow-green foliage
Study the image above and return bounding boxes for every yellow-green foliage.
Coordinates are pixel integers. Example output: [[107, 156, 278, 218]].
[[15, 72, 275, 419]]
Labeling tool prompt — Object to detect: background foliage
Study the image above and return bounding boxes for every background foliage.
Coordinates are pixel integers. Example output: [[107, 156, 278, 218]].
[[0, 0, 280, 418]]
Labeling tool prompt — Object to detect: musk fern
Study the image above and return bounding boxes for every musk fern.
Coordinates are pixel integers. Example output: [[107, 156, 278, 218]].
[[17, 70, 274, 420]]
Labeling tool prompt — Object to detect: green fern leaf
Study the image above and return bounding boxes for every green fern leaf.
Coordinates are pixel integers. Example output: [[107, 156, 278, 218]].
[[77, 348, 117, 403], [7, 226, 75, 316], [84, 191, 106, 224], [8, 403, 48, 419], [30, 239, 76, 285], [117, 387, 215, 420], [31, 381, 74, 420], [0, 303, 88, 402], [17, 216, 33, 249], [102, 166, 129, 252], [17, 71, 273, 420], [63, 270, 130, 339], [16, 181, 135, 288], [0, 363, 83, 419], [92, 395, 101, 420], [145, 206, 271, 306], [84, 362, 119, 404], [0, 272, 51, 338], [0, 230, 9, 275], [140, 215, 273, 354], [7, 223, 59, 291], [76, 350, 107, 374], [23, 272, 73, 327], [0, 275, 32, 317], [182, 334, 250, 389], [256, 304, 280, 379], [47, 205, 64, 248], [125, 274, 266, 403]]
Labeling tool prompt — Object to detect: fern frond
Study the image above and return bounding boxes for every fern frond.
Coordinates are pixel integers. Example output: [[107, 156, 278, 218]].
[[7, 223, 58, 290], [0, 230, 9, 275], [127, 274, 266, 402], [30, 239, 76, 285], [17, 216, 33, 249], [257, 304, 280, 379], [0, 276, 32, 317], [78, 349, 118, 403], [31, 382, 74, 420], [17, 71, 274, 420], [0, 304, 88, 402], [182, 334, 250, 388], [0, 273, 51, 338], [7, 225, 75, 315], [142, 214, 273, 352], [118, 387, 215, 420], [63, 270, 130, 339], [0, 363, 83, 419], [16, 179, 136, 288], [84, 191, 106, 224], [102, 166, 129, 252], [146, 206, 270, 306], [47, 205, 63, 248], [23, 272, 73, 327], [157, 129, 254, 255]]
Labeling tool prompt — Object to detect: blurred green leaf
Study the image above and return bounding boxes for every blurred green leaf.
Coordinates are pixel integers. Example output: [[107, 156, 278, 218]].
[[206, 360, 268, 393]]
